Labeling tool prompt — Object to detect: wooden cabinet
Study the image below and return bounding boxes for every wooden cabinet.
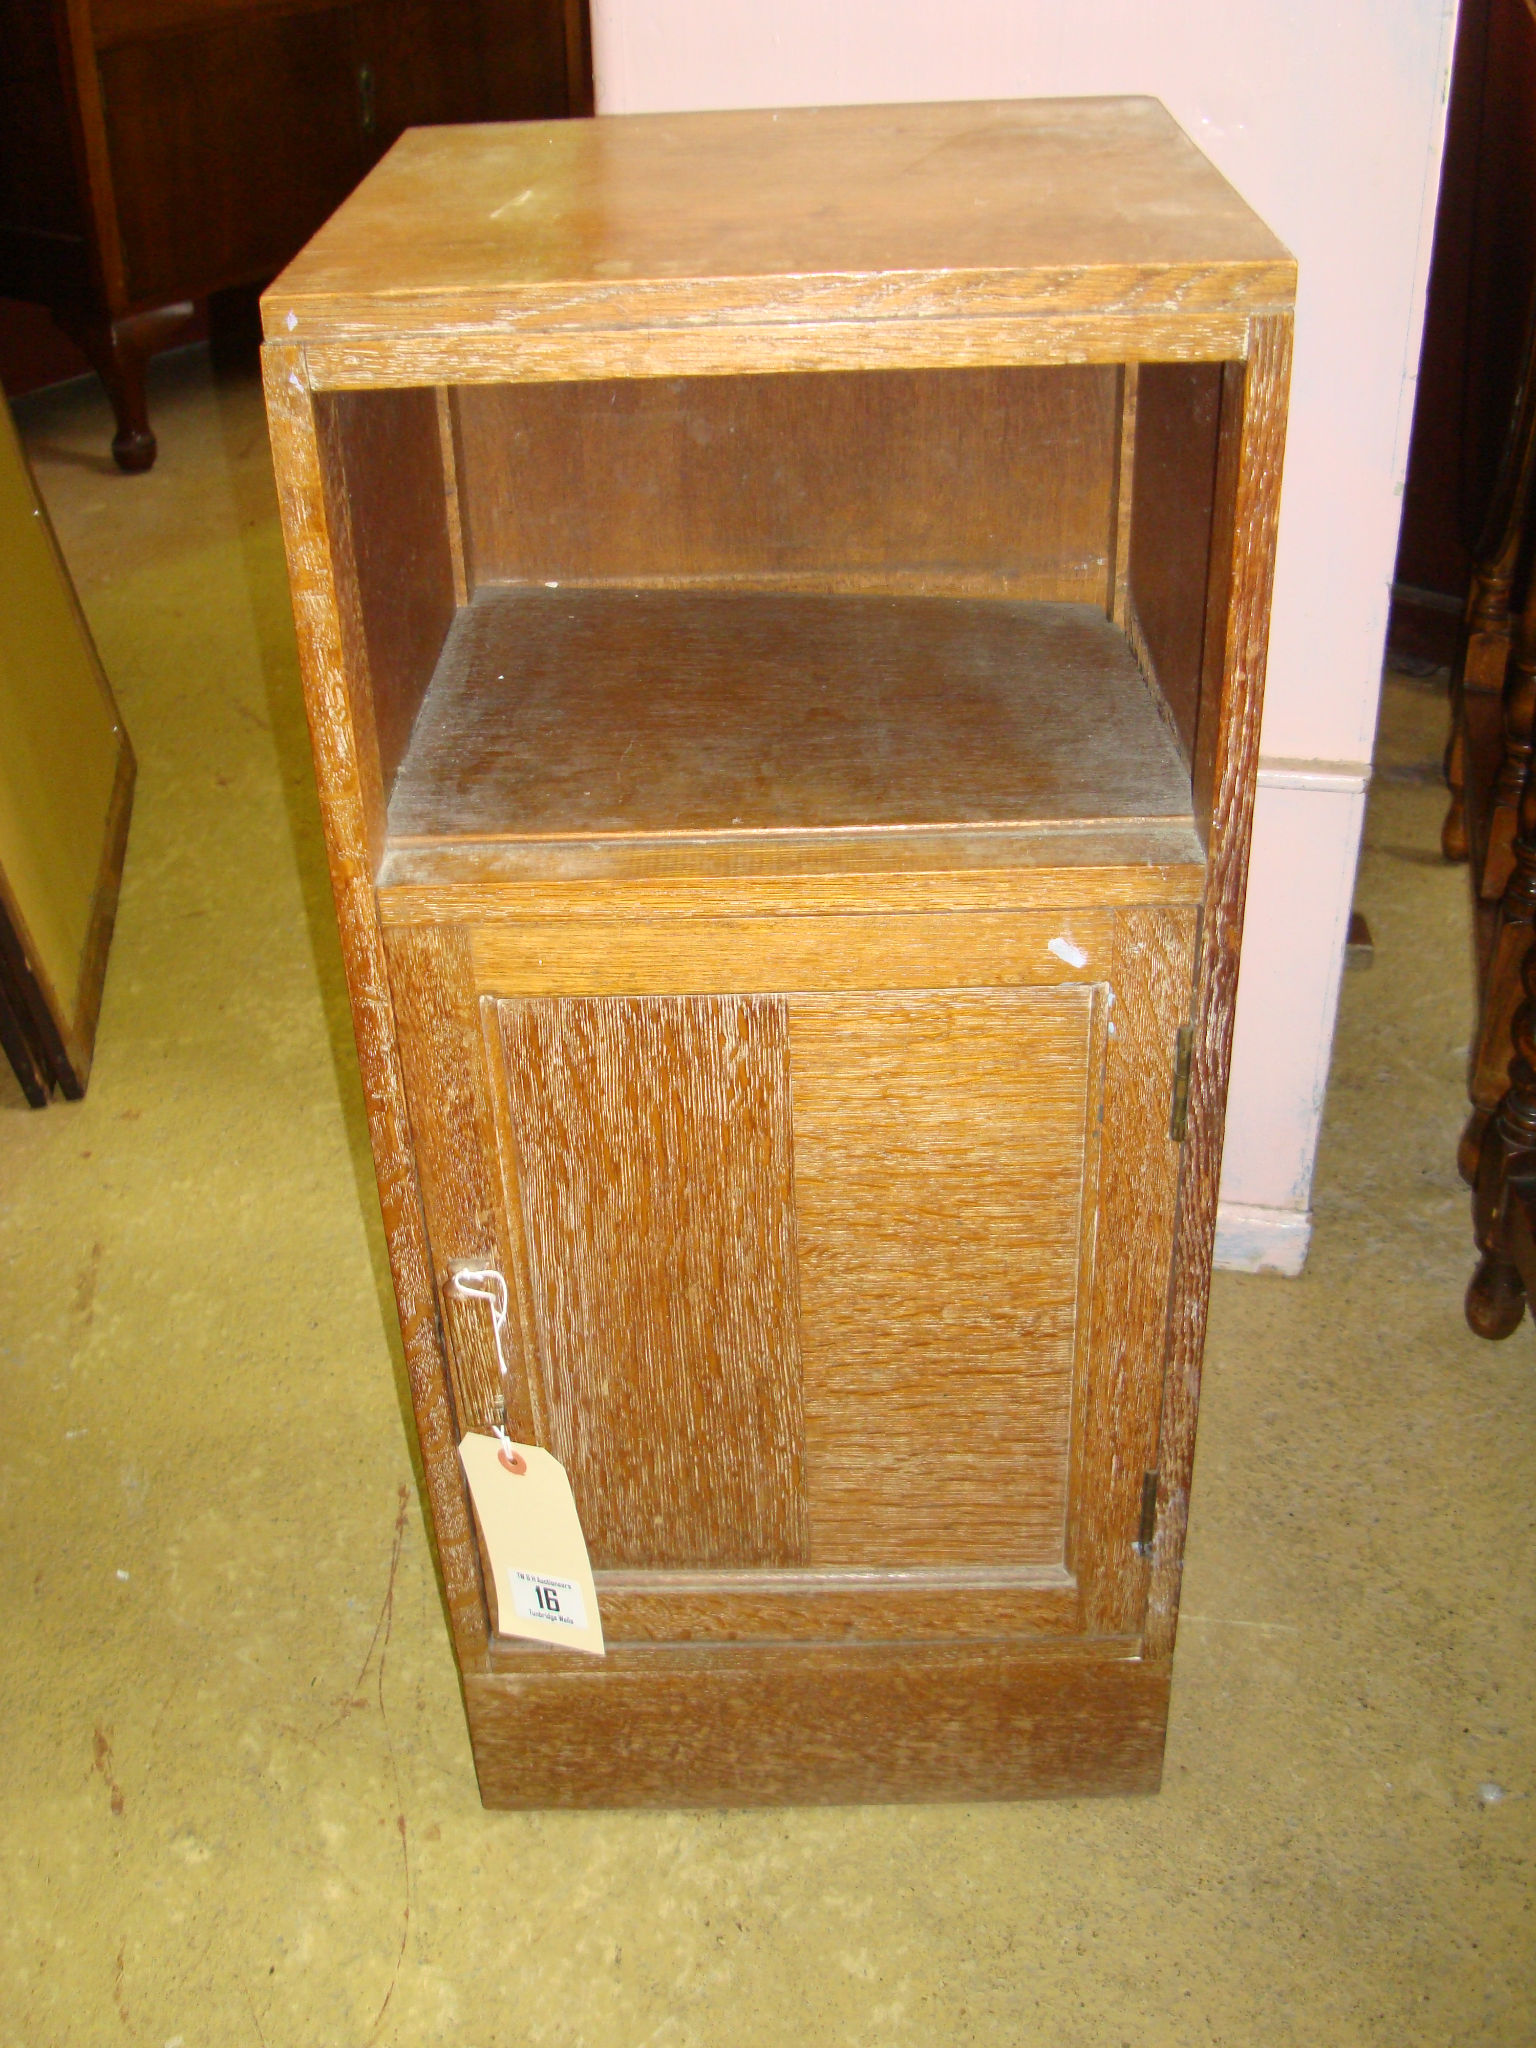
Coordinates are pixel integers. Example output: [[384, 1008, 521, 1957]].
[[262, 99, 1294, 1807], [0, 0, 590, 467]]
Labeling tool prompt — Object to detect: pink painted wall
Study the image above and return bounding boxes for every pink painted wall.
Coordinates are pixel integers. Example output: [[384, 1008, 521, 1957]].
[[593, 0, 1457, 1265]]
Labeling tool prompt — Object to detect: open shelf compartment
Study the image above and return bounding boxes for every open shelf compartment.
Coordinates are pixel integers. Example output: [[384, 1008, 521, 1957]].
[[385, 587, 1197, 865], [315, 359, 1232, 897]]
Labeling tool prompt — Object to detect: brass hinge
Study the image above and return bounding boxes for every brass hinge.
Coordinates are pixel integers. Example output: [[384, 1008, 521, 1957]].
[[1136, 1471, 1159, 1556], [1169, 1025, 1194, 1143]]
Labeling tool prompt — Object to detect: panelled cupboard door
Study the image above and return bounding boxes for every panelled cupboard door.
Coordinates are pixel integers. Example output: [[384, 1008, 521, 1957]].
[[383, 905, 1197, 1654]]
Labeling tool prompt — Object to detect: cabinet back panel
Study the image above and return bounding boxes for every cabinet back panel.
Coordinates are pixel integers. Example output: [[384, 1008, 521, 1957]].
[[454, 366, 1116, 598]]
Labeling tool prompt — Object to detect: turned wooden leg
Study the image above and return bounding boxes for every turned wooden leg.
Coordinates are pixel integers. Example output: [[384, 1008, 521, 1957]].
[[59, 302, 196, 473], [1469, 838, 1536, 1113], [1470, 739, 1536, 1154], [1443, 545, 1517, 867], [1442, 694, 1469, 861], [1467, 1248, 1527, 1338], [1484, 580, 1536, 901], [1468, 823, 1536, 1336], [1459, 1104, 1491, 1188]]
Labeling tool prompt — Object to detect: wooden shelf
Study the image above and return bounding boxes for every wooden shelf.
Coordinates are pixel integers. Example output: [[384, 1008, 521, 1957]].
[[382, 588, 1198, 885]]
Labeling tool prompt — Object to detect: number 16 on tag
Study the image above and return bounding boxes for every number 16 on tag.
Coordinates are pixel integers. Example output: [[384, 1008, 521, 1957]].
[[512, 1569, 588, 1629]]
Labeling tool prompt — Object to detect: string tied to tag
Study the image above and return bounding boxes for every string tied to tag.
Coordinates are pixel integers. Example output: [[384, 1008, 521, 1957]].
[[447, 1265, 524, 1467]]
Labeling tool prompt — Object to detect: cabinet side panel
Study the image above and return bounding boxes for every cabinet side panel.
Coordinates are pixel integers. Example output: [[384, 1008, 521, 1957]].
[[1125, 361, 1224, 761], [495, 993, 807, 1570], [316, 386, 456, 799], [1147, 315, 1293, 1660], [792, 987, 1092, 1569], [1193, 362, 1248, 847], [262, 344, 488, 1665], [456, 366, 1115, 599]]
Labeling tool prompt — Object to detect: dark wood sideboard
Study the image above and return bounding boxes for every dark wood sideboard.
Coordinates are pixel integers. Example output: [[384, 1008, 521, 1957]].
[[0, 0, 591, 468]]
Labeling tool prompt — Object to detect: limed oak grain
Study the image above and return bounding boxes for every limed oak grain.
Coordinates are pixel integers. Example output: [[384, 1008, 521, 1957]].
[[465, 1642, 1168, 1808], [264, 99, 1294, 353], [454, 366, 1116, 602], [494, 992, 807, 1571]]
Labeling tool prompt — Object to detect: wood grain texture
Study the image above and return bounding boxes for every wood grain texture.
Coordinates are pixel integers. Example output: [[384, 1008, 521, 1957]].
[[1127, 361, 1224, 765], [296, 313, 1258, 392], [263, 99, 1294, 352], [464, 1642, 1167, 1807], [1109, 362, 1139, 627], [465, 906, 1191, 1613], [381, 923, 537, 1439], [315, 386, 455, 797], [12, 0, 588, 465], [493, 994, 807, 1571], [1467, 825, 1536, 1336], [98, 4, 361, 308], [435, 386, 470, 608], [791, 987, 1098, 1569], [1146, 312, 1292, 1661], [1481, 566, 1536, 902], [260, 98, 1292, 1803], [575, 1566, 1077, 1646], [305, 387, 386, 875], [261, 343, 489, 1667], [354, 0, 581, 143], [455, 367, 1114, 599], [387, 591, 1194, 850], [1072, 907, 1197, 1634], [1193, 363, 1249, 847], [92, 0, 351, 49], [377, 847, 1208, 922], [1468, 648, 1536, 1122], [469, 909, 1114, 998]]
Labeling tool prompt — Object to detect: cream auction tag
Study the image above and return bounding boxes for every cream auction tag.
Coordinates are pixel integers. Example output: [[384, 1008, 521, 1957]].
[[458, 1434, 605, 1657]]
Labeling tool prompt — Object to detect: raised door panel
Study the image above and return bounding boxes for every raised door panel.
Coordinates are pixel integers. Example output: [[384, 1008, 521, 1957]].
[[493, 992, 806, 1571], [791, 987, 1100, 1569]]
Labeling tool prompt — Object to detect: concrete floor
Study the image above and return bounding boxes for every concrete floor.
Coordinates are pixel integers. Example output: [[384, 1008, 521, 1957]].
[[2, 348, 1532, 2047]]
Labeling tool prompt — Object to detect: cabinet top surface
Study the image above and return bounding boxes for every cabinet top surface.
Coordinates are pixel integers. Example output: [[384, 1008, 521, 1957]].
[[263, 97, 1293, 348]]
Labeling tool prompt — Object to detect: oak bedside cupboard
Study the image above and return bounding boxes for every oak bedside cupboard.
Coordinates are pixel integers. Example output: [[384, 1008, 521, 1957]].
[[262, 99, 1294, 1808]]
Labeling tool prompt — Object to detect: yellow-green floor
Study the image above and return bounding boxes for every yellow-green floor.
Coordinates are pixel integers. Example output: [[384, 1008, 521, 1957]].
[[3, 348, 1532, 2047]]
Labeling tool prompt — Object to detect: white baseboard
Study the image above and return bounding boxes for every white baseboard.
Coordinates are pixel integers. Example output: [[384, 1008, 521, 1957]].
[[1221, 776, 1367, 1235], [1213, 1201, 1313, 1277]]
